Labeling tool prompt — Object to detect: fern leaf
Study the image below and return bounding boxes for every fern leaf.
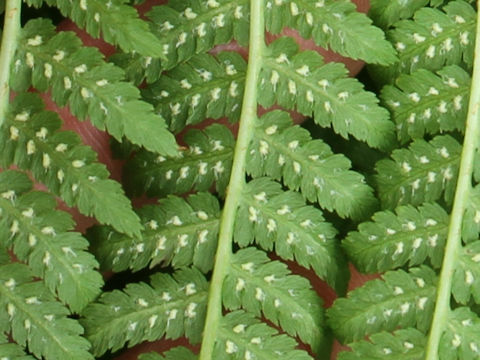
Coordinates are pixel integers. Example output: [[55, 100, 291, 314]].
[[0, 93, 142, 237], [0, 170, 103, 312], [338, 328, 426, 360], [462, 184, 480, 243], [372, 1, 476, 83], [369, 0, 430, 29], [248, 110, 377, 219], [234, 178, 347, 293], [264, 0, 397, 65], [26, 0, 164, 57], [440, 308, 480, 358], [120, 0, 250, 84], [12, 18, 177, 156], [375, 135, 461, 208], [343, 203, 449, 273], [81, 267, 208, 356], [381, 65, 470, 143], [124, 124, 234, 197], [451, 241, 480, 304], [0, 333, 35, 360], [142, 52, 246, 133], [223, 247, 326, 353], [214, 311, 313, 360], [327, 266, 437, 343], [0, 263, 93, 359], [259, 38, 396, 150], [89, 192, 220, 273], [139, 347, 197, 360]]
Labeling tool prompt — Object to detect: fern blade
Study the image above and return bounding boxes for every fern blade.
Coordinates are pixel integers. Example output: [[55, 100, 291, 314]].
[[81, 268, 208, 357], [0, 93, 142, 237], [89, 192, 220, 273], [0, 263, 93, 359], [12, 18, 177, 156], [327, 266, 437, 343], [215, 311, 314, 360], [375, 135, 461, 208], [0, 170, 103, 312], [343, 203, 449, 273], [223, 247, 326, 353], [260, 38, 396, 150]]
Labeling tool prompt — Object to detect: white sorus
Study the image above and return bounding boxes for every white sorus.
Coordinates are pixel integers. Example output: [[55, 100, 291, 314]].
[[44, 63, 53, 78], [27, 35, 42, 46]]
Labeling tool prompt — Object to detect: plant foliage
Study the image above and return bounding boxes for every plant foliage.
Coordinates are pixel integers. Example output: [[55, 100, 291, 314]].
[[2, 0, 480, 360]]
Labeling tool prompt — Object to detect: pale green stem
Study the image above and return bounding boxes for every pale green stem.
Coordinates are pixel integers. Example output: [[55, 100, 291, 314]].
[[0, 0, 21, 126], [198, 1, 265, 359], [425, 2, 480, 358]]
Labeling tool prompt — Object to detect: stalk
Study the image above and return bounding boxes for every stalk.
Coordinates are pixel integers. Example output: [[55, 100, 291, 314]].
[[0, 0, 21, 126], [198, 1, 265, 359], [425, 2, 480, 358]]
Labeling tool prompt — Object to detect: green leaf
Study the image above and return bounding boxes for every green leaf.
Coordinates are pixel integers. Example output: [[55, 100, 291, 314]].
[[142, 52, 246, 133], [223, 247, 326, 353], [381, 65, 470, 143], [338, 328, 426, 360], [265, 0, 397, 65], [0, 263, 93, 359], [124, 124, 234, 198], [440, 308, 480, 359], [32, 0, 164, 57], [462, 185, 480, 243], [235, 178, 347, 293], [259, 38, 396, 150], [343, 203, 449, 273], [327, 266, 437, 343], [81, 267, 208, 356], [369, 0, 429, 29], [89, 192, 220, 273], [12, 18, 177, 156], [214, 311, 313, 360], [0, 93, 142, 237], [248, 111, 377, 219], [371, 1, 476, 84], [0, 170, 103, 312], [375, 135, 461, 208]]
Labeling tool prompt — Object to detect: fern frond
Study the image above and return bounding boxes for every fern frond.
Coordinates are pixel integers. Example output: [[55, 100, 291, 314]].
[[115, 0, 250, 85], [0, 333, 35, 360], [25, 0, 163, 57], [234, 178, 347, 293], [125, 124, 234, 198], [142, 52, 246, 133], [0, 170, 103, 312], [372, 1, 476, 83], [338, 329, 426, 360], [369, 0, 432, 29], [440, 308, 480, 358], [381, 65, 470, 143], [0, 263, 93, 359], [89, 192, 220, 274], [139, 347, 197, 360], [12, 18, 177, 156], [81, 267, 208, 357], [214, 311, 313, 360], [0, 93, 142, 237], [259, 38, 396, 150], [327, 266, 437, 343], [451, 241, 480, 304], [375, 135, 461, 208], [343, 203, 449, 273], [248, 110, 377, 219], [223, 247, 326, 353], [264, 0, 397, 65]]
